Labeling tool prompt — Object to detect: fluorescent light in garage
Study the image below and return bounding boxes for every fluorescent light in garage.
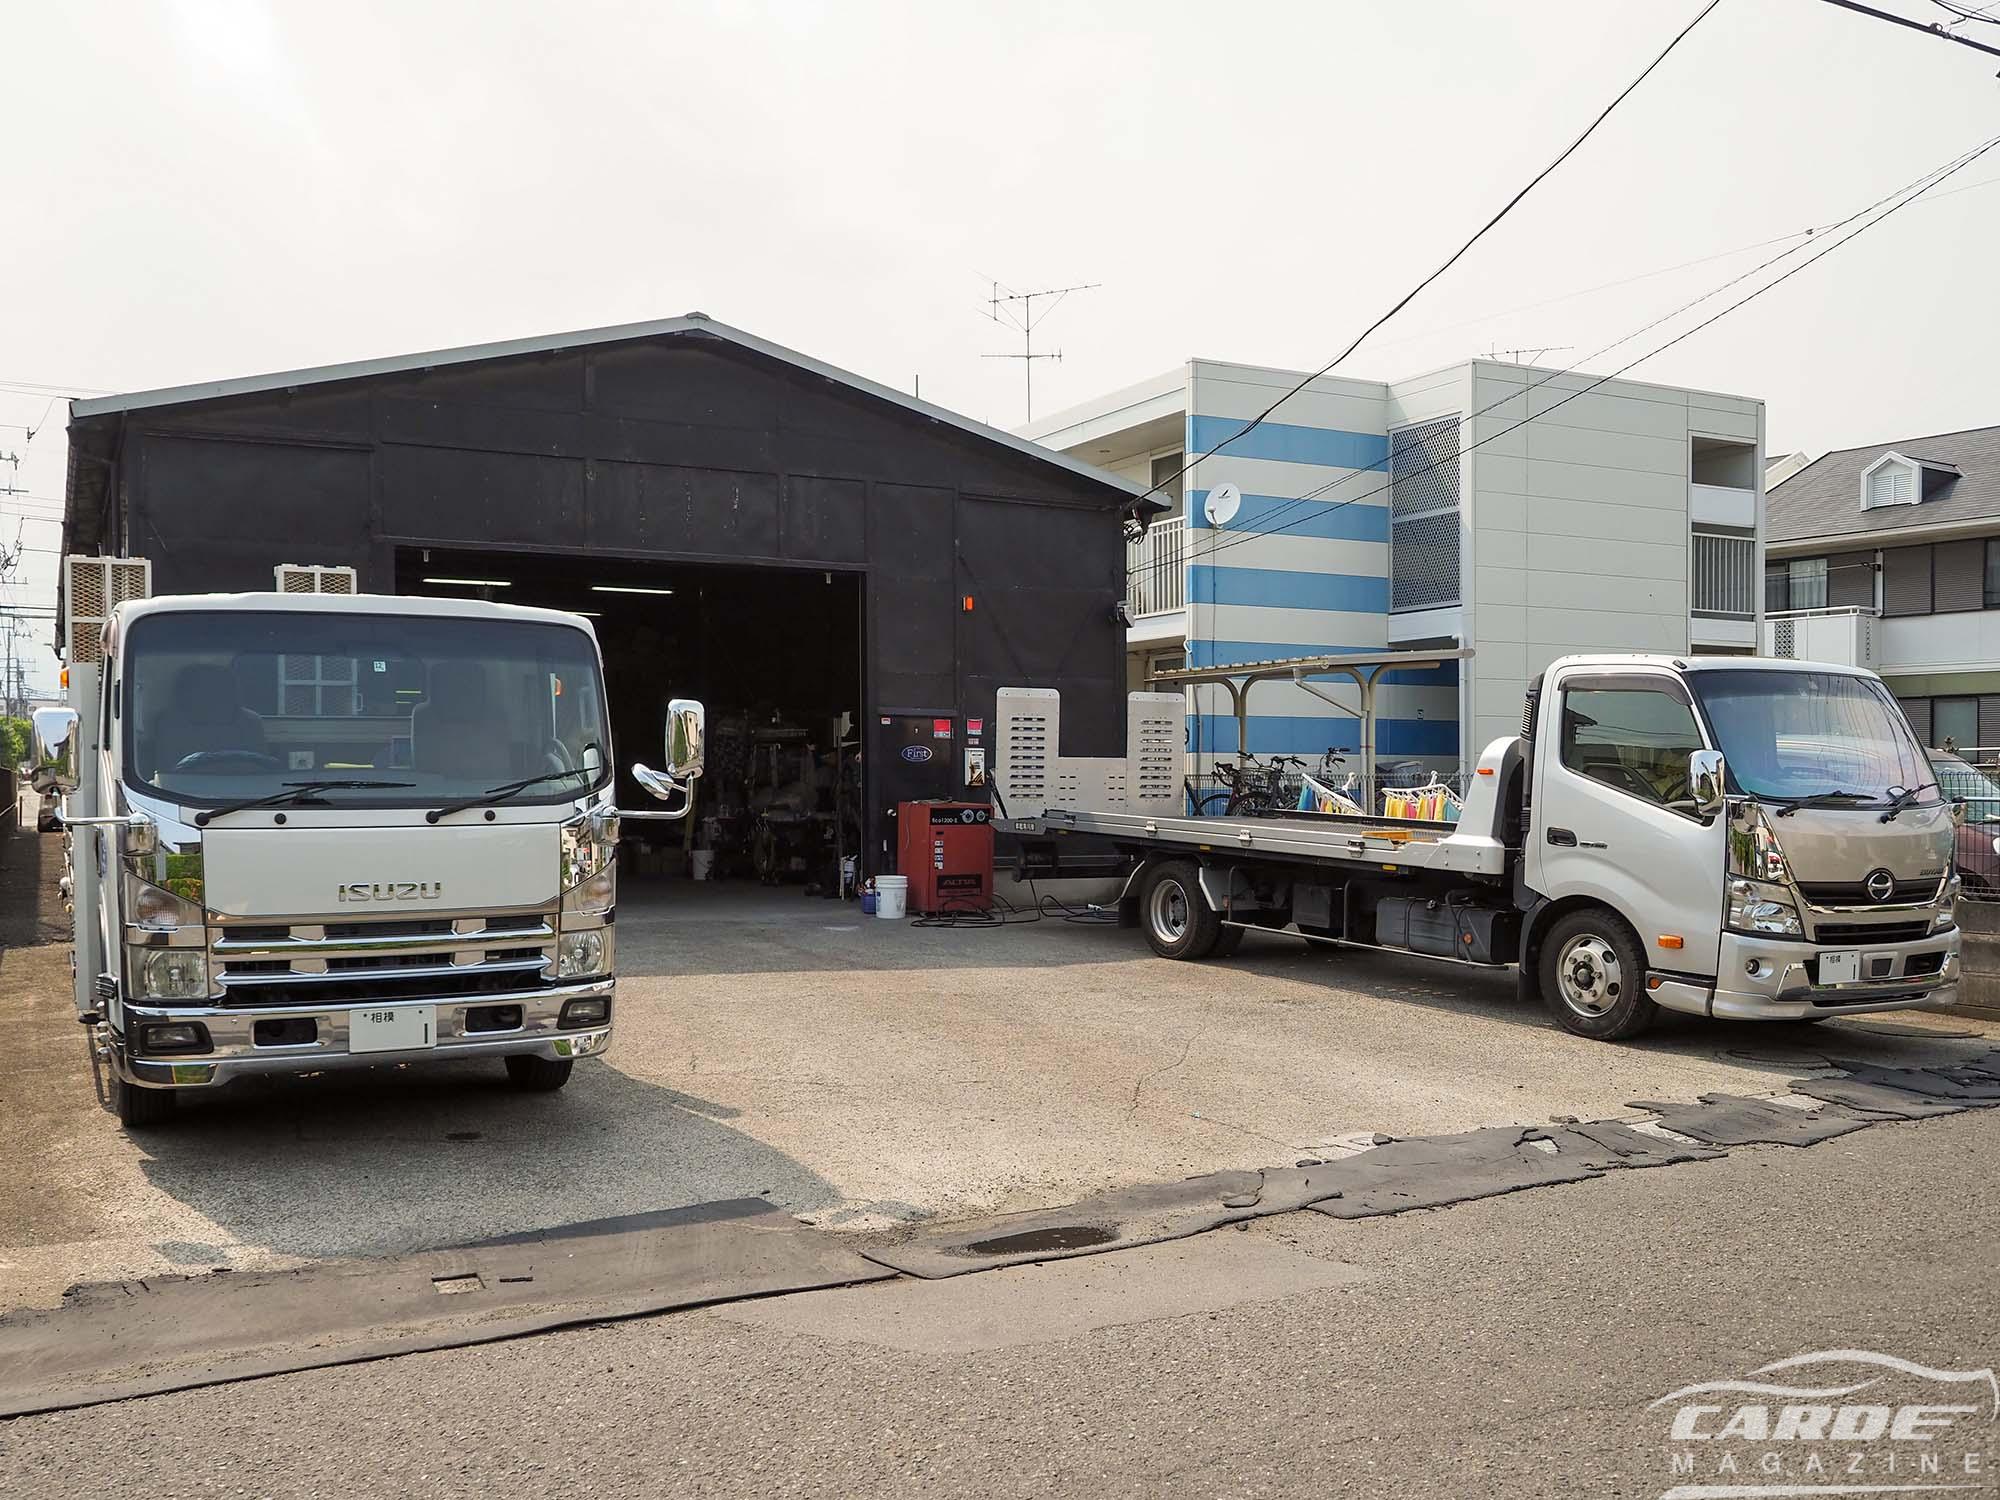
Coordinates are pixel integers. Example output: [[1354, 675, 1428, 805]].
[[423, 576, 512, 587], [590, 584, 674, 595]]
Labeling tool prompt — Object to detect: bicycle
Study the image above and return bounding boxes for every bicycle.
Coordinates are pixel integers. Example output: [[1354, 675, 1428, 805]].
[[1190, 753, 1307, 818]]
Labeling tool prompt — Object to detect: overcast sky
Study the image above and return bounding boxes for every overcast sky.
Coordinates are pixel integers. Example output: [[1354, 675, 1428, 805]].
[[5, 0, 1997, 696]]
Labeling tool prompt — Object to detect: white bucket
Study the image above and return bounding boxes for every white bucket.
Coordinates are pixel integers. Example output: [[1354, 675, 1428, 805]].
[[874, 875, 908, 919], [690, 850, 715, 881]]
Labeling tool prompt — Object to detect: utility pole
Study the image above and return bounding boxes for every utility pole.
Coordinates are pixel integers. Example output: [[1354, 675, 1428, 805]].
[[979, 278, 1098, 424]]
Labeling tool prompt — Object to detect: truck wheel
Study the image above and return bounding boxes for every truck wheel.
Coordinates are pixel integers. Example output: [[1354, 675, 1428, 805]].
[[1142, 861, 1222, 960], [1538, 908, 1658, 1041], [505, 1055, 574, 1092], [113, 1074, 177, 1128]]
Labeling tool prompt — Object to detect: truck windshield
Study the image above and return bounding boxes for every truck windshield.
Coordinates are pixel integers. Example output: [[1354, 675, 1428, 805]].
[[122, 610, 610, 810], [1688, 669, 1934, 806]]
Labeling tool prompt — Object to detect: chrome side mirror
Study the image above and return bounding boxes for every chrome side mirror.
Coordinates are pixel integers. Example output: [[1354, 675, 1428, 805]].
[[1690, 749, 1726, 819], [29, 707, 80, 797], [665, 698, 705, 781]]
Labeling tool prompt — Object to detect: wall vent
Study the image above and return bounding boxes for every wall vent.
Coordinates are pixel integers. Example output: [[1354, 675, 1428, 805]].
[[275, 563, 358, 594], [64, 555, 151, 665]]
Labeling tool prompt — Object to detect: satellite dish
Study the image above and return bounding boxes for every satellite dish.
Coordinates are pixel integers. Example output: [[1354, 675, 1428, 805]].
[[1204, 482, 1242, 527]]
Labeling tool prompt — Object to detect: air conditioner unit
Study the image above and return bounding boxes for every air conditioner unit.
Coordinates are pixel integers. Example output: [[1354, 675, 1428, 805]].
[[64, 555, 151, 665], [275, 563, 358, 595]]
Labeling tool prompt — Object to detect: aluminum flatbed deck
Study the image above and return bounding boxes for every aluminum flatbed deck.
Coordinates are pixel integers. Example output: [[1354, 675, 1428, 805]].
[[1016, 798, 1510, 879]]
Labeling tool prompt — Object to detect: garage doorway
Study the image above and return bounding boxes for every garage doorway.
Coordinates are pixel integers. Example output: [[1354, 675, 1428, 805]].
[[397, 548, 864, 897]]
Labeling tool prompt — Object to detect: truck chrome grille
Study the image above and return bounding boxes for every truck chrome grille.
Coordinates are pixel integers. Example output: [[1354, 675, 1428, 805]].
[[211, 909, 557, 1004]]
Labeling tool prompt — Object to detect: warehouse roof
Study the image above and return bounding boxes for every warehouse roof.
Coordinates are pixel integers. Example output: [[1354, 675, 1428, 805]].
[[67, 311, 1147, 503], [1767, 423, 2000, 545]]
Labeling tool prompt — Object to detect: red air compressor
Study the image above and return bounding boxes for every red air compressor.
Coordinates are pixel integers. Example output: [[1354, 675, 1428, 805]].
[[895, 801, 994, 913]]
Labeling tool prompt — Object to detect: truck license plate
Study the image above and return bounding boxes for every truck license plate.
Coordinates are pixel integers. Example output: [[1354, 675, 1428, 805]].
[[350, 1005, 437, 1054], [1818, 950, 1861, 985]]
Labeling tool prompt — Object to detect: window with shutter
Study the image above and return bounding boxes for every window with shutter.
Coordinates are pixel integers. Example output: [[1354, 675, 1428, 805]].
[[1826, 550, 1876, 609], [1934, 540, 1984, 613], [1882, 546, 1934, 617], [1986, 540, 2000, 608], [1899, 697, 1932, 746]]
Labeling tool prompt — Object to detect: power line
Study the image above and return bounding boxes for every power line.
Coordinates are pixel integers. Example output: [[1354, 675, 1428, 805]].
[[1133, 0, 1723, 513], [1198, 133, 1988, 553], [1197, 129, 2000, 563], [1814, 0, 2000, 57]]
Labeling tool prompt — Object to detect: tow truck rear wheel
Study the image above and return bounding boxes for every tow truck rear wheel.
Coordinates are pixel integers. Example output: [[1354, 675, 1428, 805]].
[[1142, 860, 1223, 960], [504, 1055, 574, 1092], [112, 1073, 177, 1128], [1539, 907, 1657, 1041]]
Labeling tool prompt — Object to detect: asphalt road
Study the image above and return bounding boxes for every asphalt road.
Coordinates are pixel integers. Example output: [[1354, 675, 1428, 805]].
[[3, 1105, 1993, 1499], [4, 828, 1996, 1311]]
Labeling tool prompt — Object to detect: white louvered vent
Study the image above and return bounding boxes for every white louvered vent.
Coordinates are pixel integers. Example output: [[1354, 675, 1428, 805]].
[[1771, 619, 1797, 659], [64, 555, 151, 665], [1862, 457, 1917, 510], [275, 563, 358, 594], [996, 686, 1183, 818]]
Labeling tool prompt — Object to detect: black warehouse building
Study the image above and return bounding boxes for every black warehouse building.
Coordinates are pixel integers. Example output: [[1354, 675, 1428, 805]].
[[61, 313, 1153, 882]]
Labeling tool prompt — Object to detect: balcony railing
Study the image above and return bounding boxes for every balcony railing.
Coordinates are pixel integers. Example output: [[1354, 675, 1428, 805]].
[[1763, 606, 1879, 668], [1691, 531, 1757, 619], [1126, 517, 1186, 618]]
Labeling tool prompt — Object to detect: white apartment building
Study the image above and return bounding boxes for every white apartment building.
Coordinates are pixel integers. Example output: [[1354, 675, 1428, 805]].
[[1025, 357, 1767, 773], [1763, 423, 2000, 750]]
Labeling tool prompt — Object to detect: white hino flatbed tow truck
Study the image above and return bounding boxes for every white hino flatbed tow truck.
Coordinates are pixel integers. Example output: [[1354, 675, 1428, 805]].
[[995, 653, 1963, 1039], [28, 560, 705, 1126]]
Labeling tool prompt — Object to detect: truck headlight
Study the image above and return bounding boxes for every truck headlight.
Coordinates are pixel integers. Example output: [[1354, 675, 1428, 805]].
[[561, 820, 617, 914], [1936, 876, 1960, 932], [557, 929, 607, 978], [125, 872, 204, 933], [1728, 806, 1791, 883], [1728, 879, 1802, 937], [139, 949, 210, 1000]]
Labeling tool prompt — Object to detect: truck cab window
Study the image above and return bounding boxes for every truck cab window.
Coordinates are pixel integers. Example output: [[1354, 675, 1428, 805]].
[[1559, 684, 1705, 806]]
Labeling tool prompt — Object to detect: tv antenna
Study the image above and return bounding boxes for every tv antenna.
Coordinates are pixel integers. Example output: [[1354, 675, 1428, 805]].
[[979, 276, 1098, 423], [1483, 344, 1573, 366]]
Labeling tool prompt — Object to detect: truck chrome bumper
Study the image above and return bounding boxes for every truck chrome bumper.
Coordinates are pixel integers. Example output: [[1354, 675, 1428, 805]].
[[1649, 930, 1959, 1022], [114, 978, 614, 1090]]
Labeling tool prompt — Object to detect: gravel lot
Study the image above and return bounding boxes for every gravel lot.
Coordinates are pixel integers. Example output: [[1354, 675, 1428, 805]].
[[4, 836, 1994, 1312]]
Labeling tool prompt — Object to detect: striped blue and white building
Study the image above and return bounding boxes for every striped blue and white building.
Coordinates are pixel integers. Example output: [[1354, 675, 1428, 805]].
[[1023, 357, 1767, 780]]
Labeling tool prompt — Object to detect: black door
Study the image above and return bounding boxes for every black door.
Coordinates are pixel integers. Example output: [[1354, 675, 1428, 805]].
[[870, 712, 957, 872]]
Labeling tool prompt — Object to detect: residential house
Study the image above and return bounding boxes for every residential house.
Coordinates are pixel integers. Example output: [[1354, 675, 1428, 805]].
[[1764, 424, 2000, 751]]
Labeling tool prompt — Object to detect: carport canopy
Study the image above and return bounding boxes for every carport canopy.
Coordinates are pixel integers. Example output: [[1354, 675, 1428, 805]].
[[1147, 648, 1474, 790]]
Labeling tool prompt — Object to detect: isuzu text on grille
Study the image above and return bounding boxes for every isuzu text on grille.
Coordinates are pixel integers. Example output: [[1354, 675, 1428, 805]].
[[337, 882, 444, 903]]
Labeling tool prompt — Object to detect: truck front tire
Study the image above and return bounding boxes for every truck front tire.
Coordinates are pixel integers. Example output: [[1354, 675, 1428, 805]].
[[505, 1055, 574, 1092], [1142, 861, 1223, 960], [1538, 908, 1658, 1041], [112, 1073, 177, 1128]]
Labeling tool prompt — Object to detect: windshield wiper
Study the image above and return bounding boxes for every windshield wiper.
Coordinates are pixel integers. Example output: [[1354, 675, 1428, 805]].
[[1770, 790, 1874, 818], [1879, 780, 1939, 823], [194, 779, 416, 827], [426, 767, 595, 824]]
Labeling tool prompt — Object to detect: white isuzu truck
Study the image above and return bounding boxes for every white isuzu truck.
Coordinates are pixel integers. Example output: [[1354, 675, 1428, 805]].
[[29, 561, 704, 1126], [998, 653, 1963, 1039]]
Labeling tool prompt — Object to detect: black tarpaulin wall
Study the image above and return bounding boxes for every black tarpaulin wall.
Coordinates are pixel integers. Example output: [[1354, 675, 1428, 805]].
[[70, 327, 1130, 829]]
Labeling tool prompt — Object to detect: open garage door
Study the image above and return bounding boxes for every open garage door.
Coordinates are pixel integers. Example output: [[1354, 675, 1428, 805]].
[[398, 549, 863, 896]]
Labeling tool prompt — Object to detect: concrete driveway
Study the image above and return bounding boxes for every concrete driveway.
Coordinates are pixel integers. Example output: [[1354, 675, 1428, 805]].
[[5, 849, 1994, 1312]]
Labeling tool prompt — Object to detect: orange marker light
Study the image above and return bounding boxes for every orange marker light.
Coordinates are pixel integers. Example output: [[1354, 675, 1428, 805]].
[[962, 595, 975, 612], [60, 667, 69, 689], [1657, 935, 1684, 950], [1476, 766, 1495, 776]]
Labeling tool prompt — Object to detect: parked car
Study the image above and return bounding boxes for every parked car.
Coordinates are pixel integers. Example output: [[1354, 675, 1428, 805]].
[[1932, 750, 2000, 895]]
